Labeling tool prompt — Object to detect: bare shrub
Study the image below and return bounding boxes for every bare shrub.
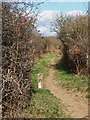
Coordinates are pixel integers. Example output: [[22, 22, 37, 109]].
[[54, 14, 88, 75], [2, 1, 45, 118]]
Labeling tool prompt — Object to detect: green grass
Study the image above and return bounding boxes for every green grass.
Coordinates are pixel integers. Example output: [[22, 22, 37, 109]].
[[15, 52, 89, 118], [28, 52, 70, 118], [27, 89, 70, 118], [31, 52, 60, 90], [86, 94, 90, 98], [54, 55, 88, 92]]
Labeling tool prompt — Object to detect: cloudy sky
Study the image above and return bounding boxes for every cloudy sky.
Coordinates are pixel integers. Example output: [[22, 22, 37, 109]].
[[36, 1, 88, 36]]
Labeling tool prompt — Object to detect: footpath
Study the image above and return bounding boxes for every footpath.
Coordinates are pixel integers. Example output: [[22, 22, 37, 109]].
[[44, 58, 88, 118]]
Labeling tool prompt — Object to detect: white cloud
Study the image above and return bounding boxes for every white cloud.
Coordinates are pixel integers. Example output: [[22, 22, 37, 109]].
[[38, 26, 57, 36], [37, 10, 84, 36], [37, 10, 60, 26], [37, 10, 60, 36], [66, 10, 83, 16]]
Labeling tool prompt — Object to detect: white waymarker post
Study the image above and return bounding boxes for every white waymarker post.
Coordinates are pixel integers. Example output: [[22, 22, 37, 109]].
[[38, 80, 42, 88], [37, 73, 43, 89]]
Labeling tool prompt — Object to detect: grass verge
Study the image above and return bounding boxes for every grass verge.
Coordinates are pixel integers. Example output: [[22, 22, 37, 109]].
[[28, 52, 70, 118], [54, 54, 88, 93], [31, 52, 60, 90], [28, 89, 70, 118]]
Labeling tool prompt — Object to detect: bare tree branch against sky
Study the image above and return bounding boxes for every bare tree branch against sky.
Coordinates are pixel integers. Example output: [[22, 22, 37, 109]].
[[36, 1, 88, 36]]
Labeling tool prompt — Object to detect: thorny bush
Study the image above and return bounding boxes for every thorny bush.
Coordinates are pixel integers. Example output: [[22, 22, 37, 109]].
[[2, 2, 61, 118], [2, 2, 45, 118]]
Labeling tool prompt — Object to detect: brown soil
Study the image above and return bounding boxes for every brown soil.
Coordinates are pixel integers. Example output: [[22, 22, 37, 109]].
[[44, 58, 88, 118]]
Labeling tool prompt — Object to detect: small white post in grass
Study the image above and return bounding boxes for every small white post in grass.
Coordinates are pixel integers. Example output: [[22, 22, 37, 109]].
[[37, 73, 43, 89], [38, 80, 42, 88]]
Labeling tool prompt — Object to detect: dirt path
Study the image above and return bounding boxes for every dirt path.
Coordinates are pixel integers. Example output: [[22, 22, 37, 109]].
[[44, 58, 88, 118]]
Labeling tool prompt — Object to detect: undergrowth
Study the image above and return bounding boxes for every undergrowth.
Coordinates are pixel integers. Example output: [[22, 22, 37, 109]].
[[54, 54, 88, 93]]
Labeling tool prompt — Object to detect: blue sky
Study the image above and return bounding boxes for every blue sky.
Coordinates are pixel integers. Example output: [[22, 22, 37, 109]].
[[39, 2, 88, 13], [36, 1, 89, 36]]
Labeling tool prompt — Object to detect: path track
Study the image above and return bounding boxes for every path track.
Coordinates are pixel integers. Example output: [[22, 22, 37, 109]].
[[44, 58, 88, 118]]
